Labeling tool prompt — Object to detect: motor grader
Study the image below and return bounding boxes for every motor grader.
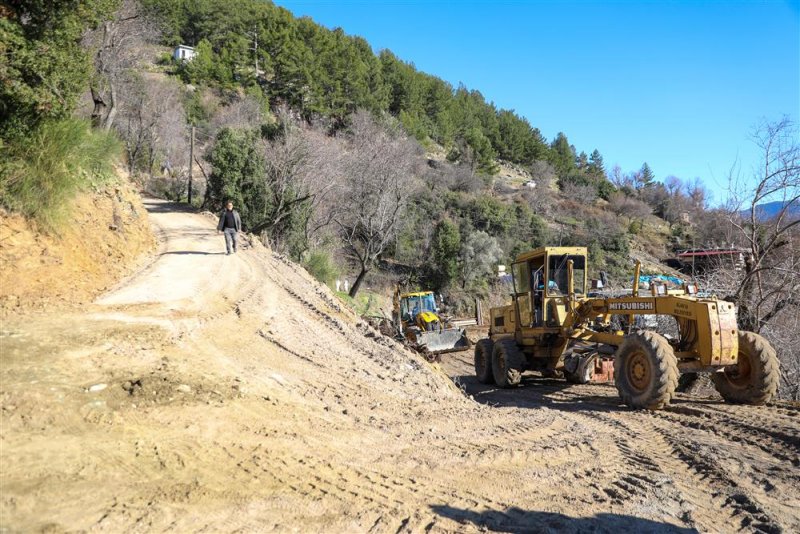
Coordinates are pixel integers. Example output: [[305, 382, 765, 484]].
[[474, 246, 780, 410], [392, 289, 471, 355]]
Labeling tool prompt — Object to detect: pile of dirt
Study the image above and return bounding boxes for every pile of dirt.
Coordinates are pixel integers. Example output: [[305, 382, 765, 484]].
[[0, 174, 155, 316]]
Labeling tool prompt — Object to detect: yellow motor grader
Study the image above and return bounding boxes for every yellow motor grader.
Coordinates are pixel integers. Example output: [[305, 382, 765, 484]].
[[475, 246, 780, 410], [392, 289, 471, 355]]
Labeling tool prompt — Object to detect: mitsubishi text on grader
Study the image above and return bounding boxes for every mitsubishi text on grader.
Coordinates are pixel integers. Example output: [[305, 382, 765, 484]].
[[474, 246, 780, 409]]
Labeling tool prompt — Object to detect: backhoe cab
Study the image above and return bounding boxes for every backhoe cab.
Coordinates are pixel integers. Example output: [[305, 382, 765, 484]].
[[475, 246, 779, 410]]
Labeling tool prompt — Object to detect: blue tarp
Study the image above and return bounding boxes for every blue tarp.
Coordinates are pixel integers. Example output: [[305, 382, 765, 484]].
[[635, 274, 684, 287]]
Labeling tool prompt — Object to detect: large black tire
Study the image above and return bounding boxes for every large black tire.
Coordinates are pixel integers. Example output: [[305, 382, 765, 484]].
[[474, 339, 495, 384], [711, 331, 779, 405], [492, 339, 525, 388], [614, 331, 679, 410]]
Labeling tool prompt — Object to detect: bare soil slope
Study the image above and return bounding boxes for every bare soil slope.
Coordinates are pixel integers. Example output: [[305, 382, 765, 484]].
[[0, 180, 155, 315], [1, 200, 798, 533]]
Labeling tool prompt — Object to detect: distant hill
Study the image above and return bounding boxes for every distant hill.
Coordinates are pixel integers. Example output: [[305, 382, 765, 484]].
[[741, 201, 800, 222]]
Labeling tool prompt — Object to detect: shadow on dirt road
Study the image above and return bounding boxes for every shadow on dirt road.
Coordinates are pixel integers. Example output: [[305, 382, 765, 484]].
[[431, 505, 697, 533], [452, 372, 626, 414]]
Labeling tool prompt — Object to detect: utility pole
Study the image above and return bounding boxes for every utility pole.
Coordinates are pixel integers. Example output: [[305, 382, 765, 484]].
[[188, 125, 195, 205]]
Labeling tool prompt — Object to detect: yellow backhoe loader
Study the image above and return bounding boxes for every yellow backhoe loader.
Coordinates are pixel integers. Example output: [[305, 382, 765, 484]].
[[392, 289, 471, 355], [475, 246, 779, 410]]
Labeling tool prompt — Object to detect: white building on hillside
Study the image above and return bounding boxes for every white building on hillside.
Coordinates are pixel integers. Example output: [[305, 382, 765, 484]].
[[173, 45, 196, 62]]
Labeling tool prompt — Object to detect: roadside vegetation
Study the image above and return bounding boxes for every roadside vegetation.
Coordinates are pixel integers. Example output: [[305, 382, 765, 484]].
[[0, 1, 121, 232]]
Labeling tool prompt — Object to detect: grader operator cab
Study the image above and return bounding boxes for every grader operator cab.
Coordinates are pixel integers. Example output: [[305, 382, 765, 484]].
[[393, 290, 470, 355], [475, 246, 779, 410]]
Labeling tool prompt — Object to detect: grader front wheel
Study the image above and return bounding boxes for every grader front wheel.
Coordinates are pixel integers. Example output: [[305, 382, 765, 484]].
[[711, 331, 779, 405], [492, 339, 525, 388], [614, 331, 679, 410]]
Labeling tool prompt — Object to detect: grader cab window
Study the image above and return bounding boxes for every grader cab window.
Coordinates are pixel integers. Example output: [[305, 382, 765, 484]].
[[511, 262, 530, 294], [547, 254, 586, 295]]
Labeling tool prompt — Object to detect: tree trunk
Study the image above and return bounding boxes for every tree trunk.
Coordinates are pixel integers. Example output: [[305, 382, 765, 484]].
[[90, 86, 107, 128], [737, 253, 761, 332], [349, 264, 369, 298], [104, 81, 117, 131]]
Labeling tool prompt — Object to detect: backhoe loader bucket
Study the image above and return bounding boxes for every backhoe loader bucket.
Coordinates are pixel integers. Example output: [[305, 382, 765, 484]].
[[417, 327, 471, 354]]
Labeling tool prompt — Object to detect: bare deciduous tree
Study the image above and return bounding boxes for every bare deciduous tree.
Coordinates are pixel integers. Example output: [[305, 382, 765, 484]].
[[702, 117, 800, 399], [561, 182, 597, 205], [529, 159, 557, 189], [725, 117, 800, 332], [210, 95, 264, 134], [118, 75, 184, 178], [607, 191, 652, 221], [252, 109, 341, 254], [83, 0, 156, 130], [333, 111, 421, 297]]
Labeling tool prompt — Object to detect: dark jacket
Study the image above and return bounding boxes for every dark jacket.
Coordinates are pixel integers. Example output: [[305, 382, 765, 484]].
[[217, 209, 242, 232]]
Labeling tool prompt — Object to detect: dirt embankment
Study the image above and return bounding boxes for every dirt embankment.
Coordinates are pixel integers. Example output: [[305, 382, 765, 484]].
[[0, 176, 155, 316], [1, 198, 798, 533]]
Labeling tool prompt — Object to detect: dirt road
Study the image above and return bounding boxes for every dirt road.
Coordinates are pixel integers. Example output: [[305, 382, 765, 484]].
[[1, 200, 798, 533]]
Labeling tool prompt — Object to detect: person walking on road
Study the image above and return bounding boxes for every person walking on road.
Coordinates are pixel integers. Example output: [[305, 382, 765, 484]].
[[217, 201, 242, 255]]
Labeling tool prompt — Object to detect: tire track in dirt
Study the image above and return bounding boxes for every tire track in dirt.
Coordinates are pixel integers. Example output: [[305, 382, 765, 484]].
[[522, 384, 791, 533], [656, 406, 800, 467], [564, 409, 777, 532], [546, 387, 799, 469], [443, 347, 799, 534]]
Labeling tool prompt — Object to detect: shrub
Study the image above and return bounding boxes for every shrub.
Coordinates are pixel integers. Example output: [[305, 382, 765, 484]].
[[628, 220, 643, 235], [303, 250, 340, 287], [0, 119, 120, 232]]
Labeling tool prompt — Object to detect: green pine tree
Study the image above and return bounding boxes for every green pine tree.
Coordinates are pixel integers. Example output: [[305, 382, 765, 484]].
[[431, 219, 461, 290], [549, 132, 576, 178], [640, 162, 655, 188], [589, 149, 605, 176]]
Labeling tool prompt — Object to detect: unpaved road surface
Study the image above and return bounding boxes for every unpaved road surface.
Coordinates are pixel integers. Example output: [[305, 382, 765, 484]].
[[2, 200, 799, 533]]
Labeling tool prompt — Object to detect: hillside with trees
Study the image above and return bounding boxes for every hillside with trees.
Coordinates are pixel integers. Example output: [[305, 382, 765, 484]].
[[1, 0, 797, 398]]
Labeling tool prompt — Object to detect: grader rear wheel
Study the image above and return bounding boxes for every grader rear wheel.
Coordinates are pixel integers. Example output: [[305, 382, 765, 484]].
[[492, 339, 525, 388], [474, 339, 495, 384], [711, 331, 779, 405], [614, 331, 679, 410]]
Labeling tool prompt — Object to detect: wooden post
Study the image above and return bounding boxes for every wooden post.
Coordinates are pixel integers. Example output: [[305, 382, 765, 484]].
[[629, 260, 642, 334], [188, 125, 194, 205]]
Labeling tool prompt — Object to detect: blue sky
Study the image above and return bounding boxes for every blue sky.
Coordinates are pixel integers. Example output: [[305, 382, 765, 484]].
[[275, 0, 799, 202]]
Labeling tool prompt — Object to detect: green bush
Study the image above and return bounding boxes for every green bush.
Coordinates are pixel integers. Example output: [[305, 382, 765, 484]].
[[628, 220, 643, 235], [0, 119, 120, 232], [303, 250, 340, 287], [156, 51, 175, 66], [334, 290, 383, 316]]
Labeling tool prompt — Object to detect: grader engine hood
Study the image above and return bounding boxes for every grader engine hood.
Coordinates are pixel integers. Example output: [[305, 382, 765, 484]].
[[683, 298, 739, 366]]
